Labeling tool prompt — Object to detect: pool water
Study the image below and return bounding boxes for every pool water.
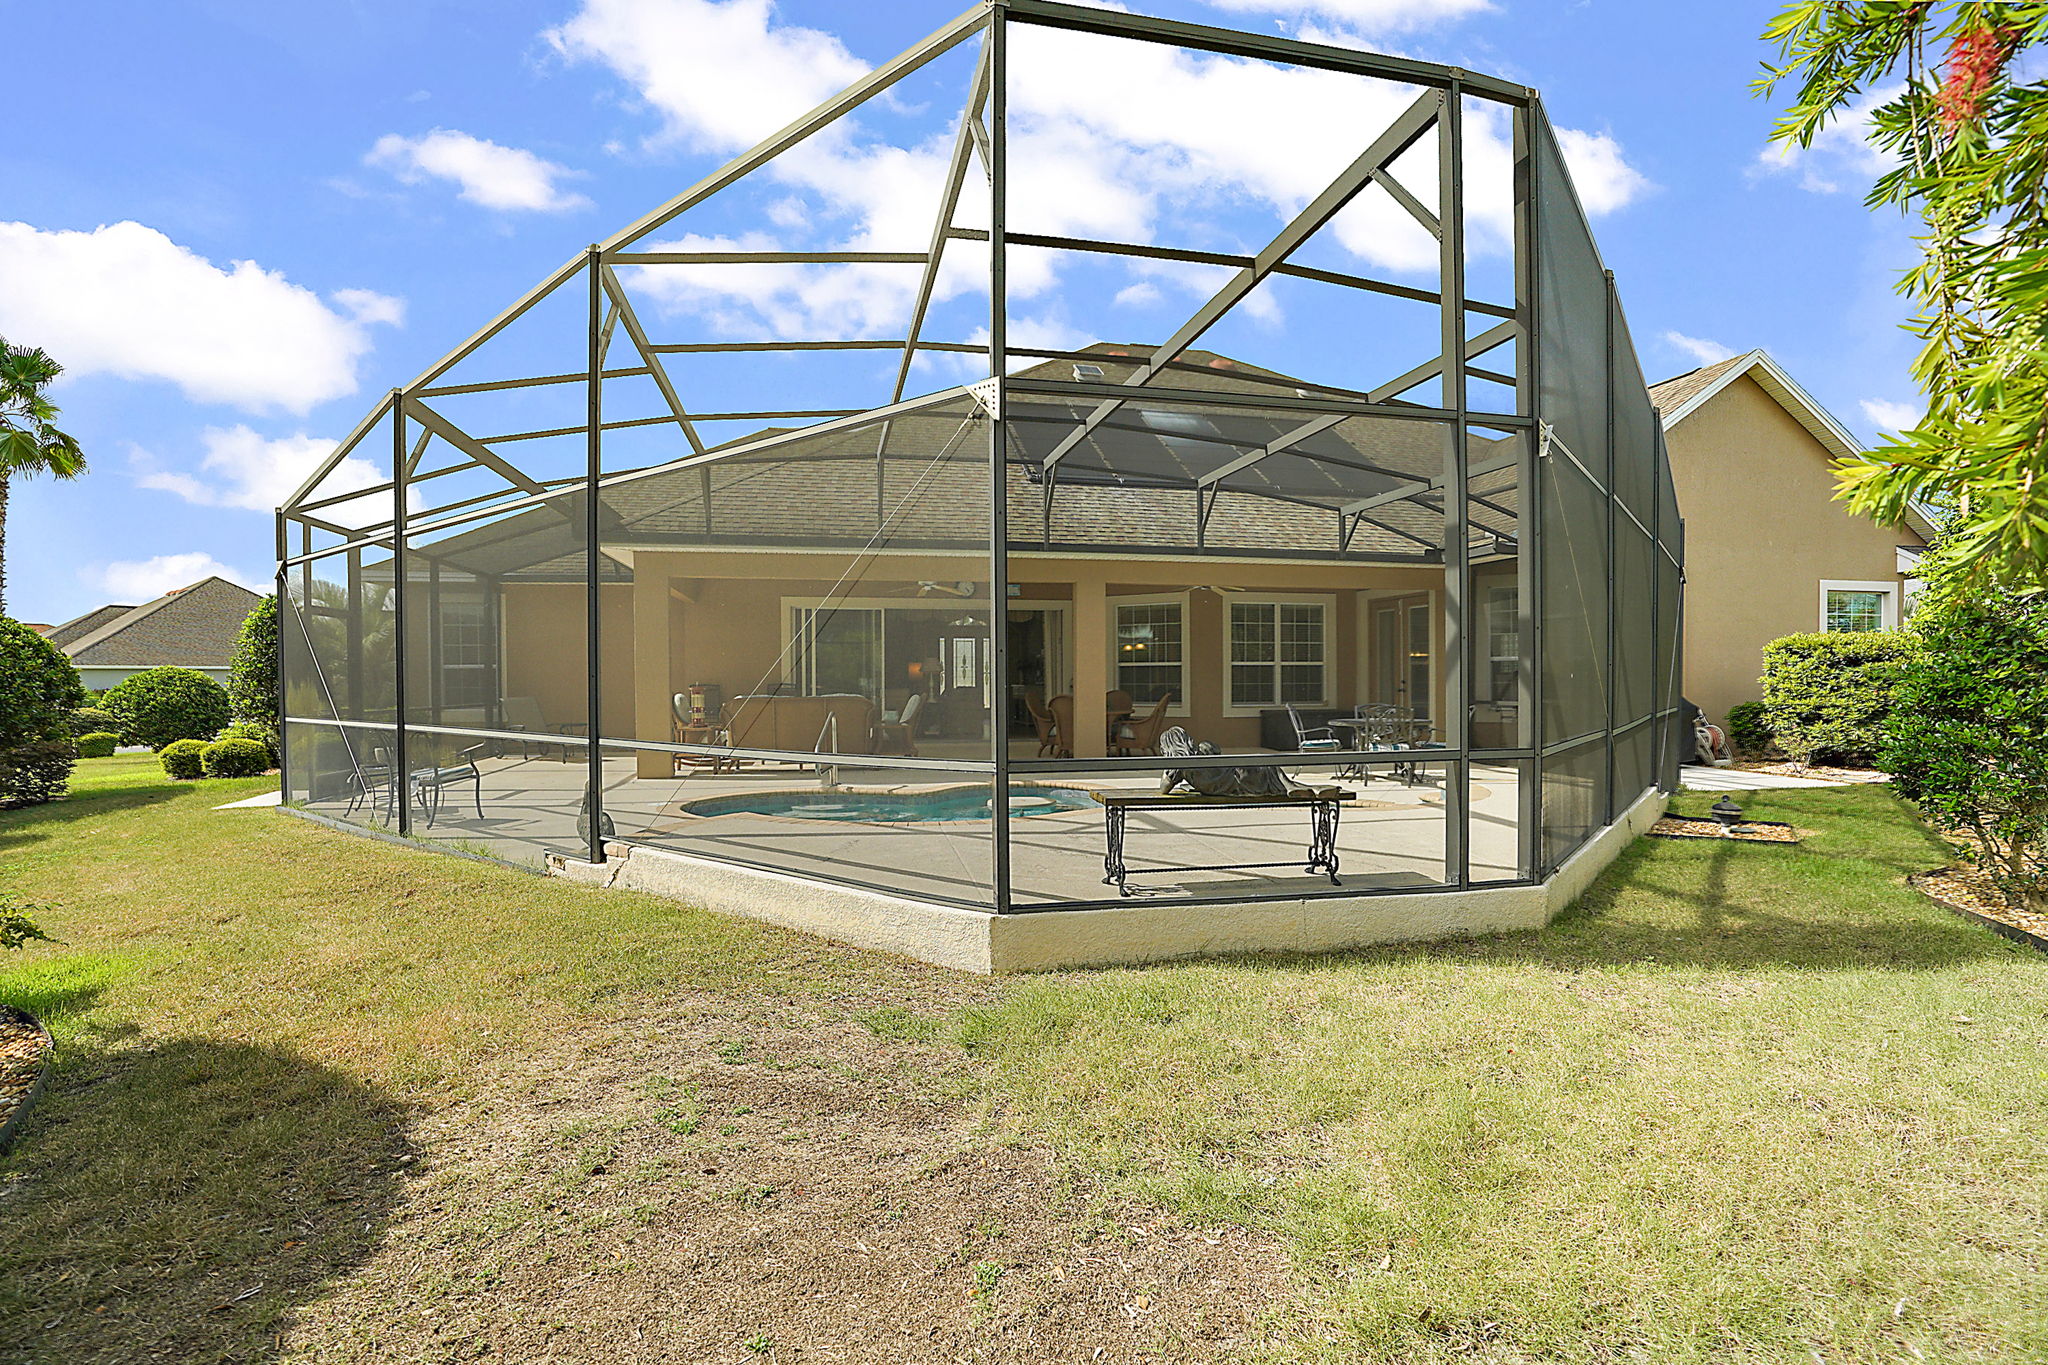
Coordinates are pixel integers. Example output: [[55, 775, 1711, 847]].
[[684, 785, 1099, 823]]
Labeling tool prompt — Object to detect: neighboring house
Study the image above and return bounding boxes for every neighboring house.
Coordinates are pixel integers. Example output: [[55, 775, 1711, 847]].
[[1650, 350, 1933, 725], [46, 577, 262, 691]]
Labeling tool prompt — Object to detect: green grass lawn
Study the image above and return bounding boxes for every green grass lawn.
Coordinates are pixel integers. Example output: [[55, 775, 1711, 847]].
[[3, 756, 2044, 1362]]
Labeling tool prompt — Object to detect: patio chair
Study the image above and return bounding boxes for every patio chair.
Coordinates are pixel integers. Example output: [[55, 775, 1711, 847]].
[[1024, 692, 1061, 757], [1046, 694, 1075, 759], [409, 743, 487, 827], [1104, 688, 1133, 747], [499, 696, 587, 762], [346, 747, 398, 823], [1286, 703, 1345, 753], [871, 692, 924, 757], [1111, 692, 1173, 756]]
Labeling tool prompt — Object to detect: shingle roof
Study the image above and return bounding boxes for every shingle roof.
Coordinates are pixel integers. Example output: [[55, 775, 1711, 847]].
[[1647, 353, 1748, 416], [399, 347, 1516, 582], [45, 604, 136, 649], [61, 577, 262, 668]]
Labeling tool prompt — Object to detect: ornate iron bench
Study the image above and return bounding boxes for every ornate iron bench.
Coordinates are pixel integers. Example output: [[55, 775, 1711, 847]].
[[1097, 790, 1354, 897]]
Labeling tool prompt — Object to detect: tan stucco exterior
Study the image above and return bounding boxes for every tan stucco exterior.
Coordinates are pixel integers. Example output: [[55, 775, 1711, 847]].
[[1663, 372, 1923, 724]]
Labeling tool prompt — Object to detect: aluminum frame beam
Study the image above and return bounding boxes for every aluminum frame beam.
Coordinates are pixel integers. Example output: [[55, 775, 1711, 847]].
[[1037, 88, 1443, 473]]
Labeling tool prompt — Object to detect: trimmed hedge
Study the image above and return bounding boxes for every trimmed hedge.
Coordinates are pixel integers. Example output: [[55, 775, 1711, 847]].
[[158, 738, 208, 781], [213, 721, 276, 767], [1883, 584, 2048, 903], [227, 593, 278, 739], [201, 737, 271, 778], [0, 740, 78, 809], [105, 667, 231, 751], [75, 732, 119, 759], [1724, 701, 1773, 752], [1760, 631, 1915, 766], [0, 617, 85, 808], [70, 706, 118, 737]]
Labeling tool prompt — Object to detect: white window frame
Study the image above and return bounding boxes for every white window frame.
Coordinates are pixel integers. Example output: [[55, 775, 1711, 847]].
[[1220, 592, 1334, 717], [1818, 580, 1899, 633], [1107, 592, 1191, 716]]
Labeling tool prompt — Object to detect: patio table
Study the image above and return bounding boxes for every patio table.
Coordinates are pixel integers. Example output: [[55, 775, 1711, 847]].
[[1097, 791, 1354, 897]]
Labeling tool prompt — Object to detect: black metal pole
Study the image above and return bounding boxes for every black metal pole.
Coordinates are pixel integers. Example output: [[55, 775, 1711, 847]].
[[392, 391, 410, 836], [274, 509, 288, 802], [1514, 99, 1541, 881], [585, 246, 607, 864], [987, 9, 1011, 912], [1437, 82, 1469, 888]]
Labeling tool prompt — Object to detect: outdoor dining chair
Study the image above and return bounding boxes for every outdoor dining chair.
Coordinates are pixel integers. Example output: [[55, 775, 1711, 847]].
[[1111, 692, 1173, 756], [1285, 703, 1345, 753], [1046, 693, 1076, 759], [1024, 692, 1061, 757]]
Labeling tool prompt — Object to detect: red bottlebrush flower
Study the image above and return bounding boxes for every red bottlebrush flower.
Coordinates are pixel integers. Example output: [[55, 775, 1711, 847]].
[[1937, 23, 2020, 131]]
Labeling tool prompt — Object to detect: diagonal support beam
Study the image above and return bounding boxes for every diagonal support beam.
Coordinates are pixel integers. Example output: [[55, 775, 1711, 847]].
[[1040, 88, 1442, 473], [890, 40, 993, 408], [405, 400, 548, 498], [1362, 318, 1519, 406], [1340, 449, 1520, 517], [1369, 166, 1440, 237], [1195, 413, 1348, 494], [600, 265, 707, 456]]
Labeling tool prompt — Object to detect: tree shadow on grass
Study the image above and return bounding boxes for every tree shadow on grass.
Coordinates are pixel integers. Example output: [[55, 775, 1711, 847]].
[[0, 1035, 414, 1364], [0, 785, 186, 854], [1282, 788, 2016, 976]]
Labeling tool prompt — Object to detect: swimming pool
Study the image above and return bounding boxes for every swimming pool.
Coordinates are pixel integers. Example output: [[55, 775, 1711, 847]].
[[682, 784, 1100, 823]]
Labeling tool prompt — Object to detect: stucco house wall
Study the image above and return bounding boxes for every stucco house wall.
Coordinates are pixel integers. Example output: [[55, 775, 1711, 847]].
[[1657, 360, 1926, 725]]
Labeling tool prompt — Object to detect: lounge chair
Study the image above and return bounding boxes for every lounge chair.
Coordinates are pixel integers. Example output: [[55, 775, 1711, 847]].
[[499, 696, 587, 762], [871, 692, 924, 757]]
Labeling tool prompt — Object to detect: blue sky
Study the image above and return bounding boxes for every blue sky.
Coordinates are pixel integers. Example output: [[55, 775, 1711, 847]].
[[3, 0, 1919, 625]]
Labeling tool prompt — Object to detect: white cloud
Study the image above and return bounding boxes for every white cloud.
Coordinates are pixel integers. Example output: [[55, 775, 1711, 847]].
[[1200, 0, 1492, 34], [1860, 397, 1920, 432], [0, 221, 399, 415], [131, 425, 387, 523], [545, 0, 867, 153], [366, 129, 591, 212], [1663, 331, 1736, 367], [90, 552, 267, 601], [1113, 281, 1163, 309], [332, 288, 407, 328], [1753, 83, 1899, 193], [1552, 128, 1653, 216], [552, 1, 1647, 344]]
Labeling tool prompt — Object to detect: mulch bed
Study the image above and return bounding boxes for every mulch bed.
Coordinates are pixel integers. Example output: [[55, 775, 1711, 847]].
[[0, 1005, 53, 1151], [1647, 816, 1803, 844], [1910, 864, 2048, 953], [1732, 761, 1889, 784]]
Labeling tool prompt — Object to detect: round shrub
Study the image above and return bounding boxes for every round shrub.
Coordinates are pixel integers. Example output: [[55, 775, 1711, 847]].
[[201, 737, 271, 779], [75, 732, 119, 759], [1723, 701, 1773, 753], [0, 617, 84, 746], [105, 667, 231, 751], [0, 616, 85, 808], [70, 706, 118, 737], [213, 721, 276, 767], [158, 738, 208, 781], [1760, 631, 1915, 766]]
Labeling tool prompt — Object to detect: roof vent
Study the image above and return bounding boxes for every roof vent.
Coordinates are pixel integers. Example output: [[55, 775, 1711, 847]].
[[1072, 363, 1105, 380]]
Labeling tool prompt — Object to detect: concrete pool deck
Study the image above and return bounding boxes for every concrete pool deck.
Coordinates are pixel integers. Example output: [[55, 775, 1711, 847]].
[[286, 748, 1665, 971]]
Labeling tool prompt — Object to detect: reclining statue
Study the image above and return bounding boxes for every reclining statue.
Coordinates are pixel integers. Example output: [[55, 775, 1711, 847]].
[[1156, 726, 1343, 799]]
